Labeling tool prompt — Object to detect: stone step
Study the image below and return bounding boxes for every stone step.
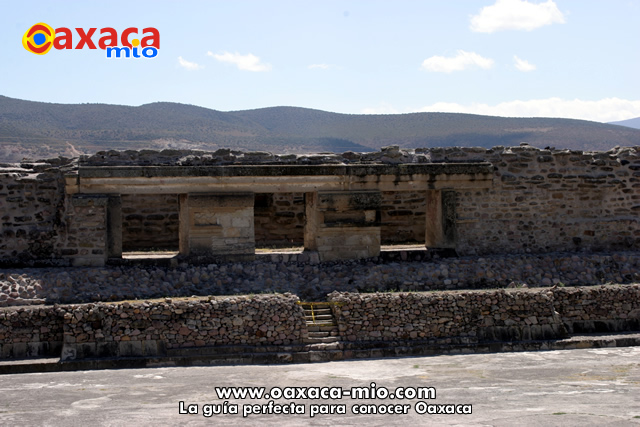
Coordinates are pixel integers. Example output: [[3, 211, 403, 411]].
[[306, 324, 337, 330], [307, 325, 338, 332], [308, 331, 332, 338], [303, 308, 332, 314], [304, 309, 333, 316], [305, 314, 333, 321], [306, 338, 341, 347]]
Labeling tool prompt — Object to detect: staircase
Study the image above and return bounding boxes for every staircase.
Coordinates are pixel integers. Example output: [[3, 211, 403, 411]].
[[299, 303, 340, 344]]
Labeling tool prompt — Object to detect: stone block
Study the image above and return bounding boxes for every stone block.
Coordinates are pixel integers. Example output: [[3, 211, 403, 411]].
[[97, 342, 118, 358], [119, 340, 143, 357], [188, 193, 254, 208], [317, 191, 382, 211], [231, 216, 252, 228], [60, 344, 77, 361]]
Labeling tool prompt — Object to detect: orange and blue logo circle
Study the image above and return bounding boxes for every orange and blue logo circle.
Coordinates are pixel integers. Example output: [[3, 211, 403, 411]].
[[22, 23, 55, 55]]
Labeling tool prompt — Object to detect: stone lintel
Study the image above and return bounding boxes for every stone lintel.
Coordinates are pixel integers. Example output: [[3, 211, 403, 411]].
[[68, 173, 493, 195], [78, 163, 493, 179]]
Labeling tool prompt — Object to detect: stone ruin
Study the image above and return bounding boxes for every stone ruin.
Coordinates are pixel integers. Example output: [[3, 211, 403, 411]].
[[2, 144, 640, 364], [1, 144, 639, 267]]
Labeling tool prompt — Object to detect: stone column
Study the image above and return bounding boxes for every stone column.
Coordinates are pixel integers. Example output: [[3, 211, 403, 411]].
[[425, 189, 456, 250], [304, 191, 381, 262], [179, 193, 255, 261], [107, 195, 122, 259], [64, 195, 109, 266]]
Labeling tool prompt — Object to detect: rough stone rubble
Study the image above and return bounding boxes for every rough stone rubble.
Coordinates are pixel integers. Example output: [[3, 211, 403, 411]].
[[1, 251, 639, 307]]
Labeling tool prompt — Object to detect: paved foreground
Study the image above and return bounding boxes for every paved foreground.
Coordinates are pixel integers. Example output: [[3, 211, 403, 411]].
[[1, 347, 639, 426]]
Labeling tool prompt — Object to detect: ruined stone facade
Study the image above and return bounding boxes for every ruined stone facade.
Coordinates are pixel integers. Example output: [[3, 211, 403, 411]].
[[1, 145, 639, 266], [2, 285, 639, 360]]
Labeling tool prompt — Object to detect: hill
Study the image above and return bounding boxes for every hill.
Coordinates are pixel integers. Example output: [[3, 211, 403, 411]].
[[609, 117, 640, 130], [1, 95, 639, 162]]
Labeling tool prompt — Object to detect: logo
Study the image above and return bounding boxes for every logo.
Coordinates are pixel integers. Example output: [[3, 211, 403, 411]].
[[22, 23, 159, 58], [22, 23, 55, 55]]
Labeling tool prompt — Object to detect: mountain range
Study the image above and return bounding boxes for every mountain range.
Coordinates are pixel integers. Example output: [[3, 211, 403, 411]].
[[1, 95, 639, 162], [608, 117, 640, 130]]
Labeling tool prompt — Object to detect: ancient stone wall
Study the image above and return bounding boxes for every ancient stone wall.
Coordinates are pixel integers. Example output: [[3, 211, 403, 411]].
[[553, 285, 640, 333], [254, 193, 305, 246], [56, 195, 108, 266], [121, 194, 179, 251], [0, 294, 305, 360], [1, 146, 640, 264], [380, 190, 426, 243], [328, 284, 640, 343], [0, 163, 67, 265], [2, 285, 638, 360], [59, 294, 305, 360], [328, 289, 565, 342], [431, 146, 640, 255], [0, 305, 62, 358], [252, 191, 427, 246]]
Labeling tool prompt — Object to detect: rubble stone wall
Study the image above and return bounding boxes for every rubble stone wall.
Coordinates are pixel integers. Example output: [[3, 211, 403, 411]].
[[0, 294, 306, 360], [328, 284, 640, 343], [0, 165, 66, 265], [2, 285, 639, 360], [328, 289, 566, 342], [0, 305, 62, 359], [552, 285, 640, 333], [58, 293, 305, 360]]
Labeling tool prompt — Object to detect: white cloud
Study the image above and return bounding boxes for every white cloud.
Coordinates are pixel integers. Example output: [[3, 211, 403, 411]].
[[208, 51, 271, 72], [415, 98, 640, 122], [470, 0, 565, 33], [177, 56, 203, 71], [421, 50, 494, 73], [308, 64, 330, 70], [514, 55, 536, 72]]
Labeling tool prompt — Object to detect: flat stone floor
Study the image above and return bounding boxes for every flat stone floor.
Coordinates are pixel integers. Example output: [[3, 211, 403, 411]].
[[1, 347, 639, 426]]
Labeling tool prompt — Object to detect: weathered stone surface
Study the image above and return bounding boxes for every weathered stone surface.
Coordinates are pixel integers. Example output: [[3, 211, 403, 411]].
[[2, 145, 640, 266], [2, 285, 639, 361]]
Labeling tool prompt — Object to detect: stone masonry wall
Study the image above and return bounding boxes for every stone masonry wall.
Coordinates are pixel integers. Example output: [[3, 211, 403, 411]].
[[254, 193, 305, 246], [0, 163, 67, 266], [2, 251, 640, 307], [121, 194, 179, 251], [430, 145, 640, 255], [2, 146, 640, 264], [0, 294, 306, 360], [59, 293, 305, 360], [0, 305, 62, 359], [251, 191, 427, 246], [2, 285, 638, 360], [56, 195, 108, 266], [553, 285, 640, 333], [380, 190, 426, 243], [329, 284, 640, 343], [328, 289, 565, 343]]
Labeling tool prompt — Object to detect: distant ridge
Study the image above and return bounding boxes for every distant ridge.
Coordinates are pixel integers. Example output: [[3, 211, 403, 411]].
[[609, 117, 640, 130], [1, 95, 639, 162]]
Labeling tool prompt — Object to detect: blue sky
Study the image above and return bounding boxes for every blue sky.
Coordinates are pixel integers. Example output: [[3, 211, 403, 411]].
[[1, 0, 639, 122]]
